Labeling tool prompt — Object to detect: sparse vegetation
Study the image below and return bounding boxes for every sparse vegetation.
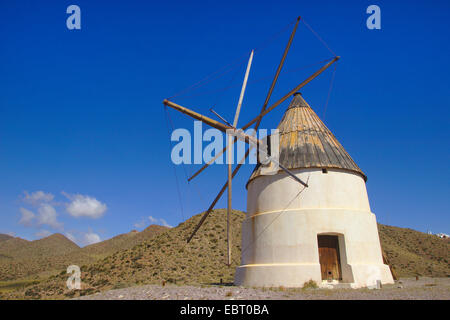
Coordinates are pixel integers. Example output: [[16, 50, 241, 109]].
[[0, 210, 448, 299], [302, 280, 318, 290], [0, 279, 40, 293], [112, 282, 129, 290], [378, 224, 449, 278], [3, 209, 245, 299], [0, 225, 168, 282]]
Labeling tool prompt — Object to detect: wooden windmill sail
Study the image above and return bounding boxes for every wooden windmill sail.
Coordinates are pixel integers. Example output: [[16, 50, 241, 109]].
[[225, 49, 254, 266], [163, 16, 339, 265]]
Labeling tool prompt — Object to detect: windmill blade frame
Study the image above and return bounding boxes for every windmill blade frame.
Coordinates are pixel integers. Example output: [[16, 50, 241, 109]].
[[226, 49, 254, 266], [184, 56, 338, 243], [187, 16, 302, 183]]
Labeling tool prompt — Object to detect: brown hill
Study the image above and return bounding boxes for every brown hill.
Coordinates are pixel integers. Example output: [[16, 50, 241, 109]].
[[7, 209, 243, 298], [81, 225, 169, 259], [0, 234, 79, 261], [0, 234, 14, 243], [0, 234, 86, 281], [0, 225, 168, 282], [378, 224, 449, 277], [2, 210, 449, 299], [0, 237, 30, 260]]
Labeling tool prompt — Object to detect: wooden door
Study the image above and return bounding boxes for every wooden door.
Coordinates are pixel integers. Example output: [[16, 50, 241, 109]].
[[318, 235, 342, 281]]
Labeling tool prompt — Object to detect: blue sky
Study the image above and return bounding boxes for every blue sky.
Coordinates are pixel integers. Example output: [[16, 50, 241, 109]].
[[0, 0, 449, 245]]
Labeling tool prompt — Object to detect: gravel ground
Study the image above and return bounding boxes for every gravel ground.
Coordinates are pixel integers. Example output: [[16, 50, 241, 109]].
[[75, 277, 450, 300]]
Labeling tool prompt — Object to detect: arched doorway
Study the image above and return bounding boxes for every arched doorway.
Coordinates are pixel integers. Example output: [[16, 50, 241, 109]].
[[317, 235, 342, 281]]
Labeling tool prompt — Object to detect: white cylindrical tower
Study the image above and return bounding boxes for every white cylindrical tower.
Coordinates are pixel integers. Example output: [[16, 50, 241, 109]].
[[235, 93, 394, 288]]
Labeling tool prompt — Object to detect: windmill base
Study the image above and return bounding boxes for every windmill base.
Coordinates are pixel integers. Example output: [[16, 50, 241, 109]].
[[234, 263, 393, 289], [234, 206, 394, 289]]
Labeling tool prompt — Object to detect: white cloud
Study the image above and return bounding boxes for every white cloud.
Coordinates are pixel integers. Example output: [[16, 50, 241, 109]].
[[23, 191, 54, 205], [148, 216, 158, 224], [159, 219, 173, 228], [37, 204, 63, 230], [133, 219, 147, 229], [60, 231, 100, 246], [83, 232, 101, 245], [65, 232, 77, 243], [35, 230, 52, 238], [134, 216, 173, 229], [19, 207, 35, 227], [63, 193, 107, 219], [148, 216, 173, 228]]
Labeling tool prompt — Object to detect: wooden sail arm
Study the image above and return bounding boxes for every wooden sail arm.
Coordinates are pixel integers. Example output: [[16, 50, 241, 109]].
[[187, 148, 252, 243], [163, 100, 231, 132], [210, 108, 233, 127], [185, 19, 335, 244], [163, 99, 261, 146], [233, 49, 254, 127], [258, 16, 301, 119], [186, 140, 308, 243], [186, 55, 339, 182], [241, 56, 340, 131], [188, 142, 232, 181], [186, 18, 302, 183], [185, 55, 338, 241]]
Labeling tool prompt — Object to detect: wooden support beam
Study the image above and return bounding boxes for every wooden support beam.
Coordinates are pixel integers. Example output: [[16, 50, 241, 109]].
[[163, 99, 261, 146], [187, 148, 251, 243], [241, 56, 340, 131], [187, 57, 337, 184], [210, 108, 233, 127], [187, 17, 313, 243], [163, 100, 232, 133], [226, 141, 232, 266], [186, 18, 301, 183], [232, 50, 254, 128], [258, 16, 301, 120], [185, 57, 339, 242], [226, 49, 254, 266]]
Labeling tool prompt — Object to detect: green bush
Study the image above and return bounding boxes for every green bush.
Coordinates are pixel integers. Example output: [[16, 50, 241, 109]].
[[302, 280, 318, 289]]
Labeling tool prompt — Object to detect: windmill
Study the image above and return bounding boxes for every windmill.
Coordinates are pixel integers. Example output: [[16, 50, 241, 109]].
[[163, 16, 339, 267], [164, 16, 395, 289]]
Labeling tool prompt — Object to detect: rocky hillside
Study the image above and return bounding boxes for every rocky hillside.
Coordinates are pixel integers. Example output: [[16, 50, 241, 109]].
[[8, 209, 244, 299], [0, 234, 85, 281], [82, 225, 169, 259], [0, 234, 14, 243], [378, 224, 449, 277], [0, 225, 168, 282], [0, 234, 79, 262]]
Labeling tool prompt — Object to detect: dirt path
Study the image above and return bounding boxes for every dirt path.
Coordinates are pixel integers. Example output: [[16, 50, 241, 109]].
[[75, 277, 450, 300]]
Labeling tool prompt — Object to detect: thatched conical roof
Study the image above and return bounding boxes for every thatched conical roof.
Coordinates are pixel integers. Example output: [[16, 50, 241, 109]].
[[248, 93, 366, 186]]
